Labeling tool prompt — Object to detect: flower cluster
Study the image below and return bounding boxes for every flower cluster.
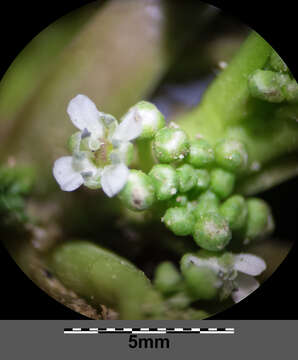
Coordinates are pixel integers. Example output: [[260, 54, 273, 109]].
[[53, 95, 274, 305], [118, 120, 274, 248], [53, 94, 164, 197]]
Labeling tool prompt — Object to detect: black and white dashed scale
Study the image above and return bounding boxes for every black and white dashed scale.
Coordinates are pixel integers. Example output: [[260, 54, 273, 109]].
[[64, 327, 235, 335]]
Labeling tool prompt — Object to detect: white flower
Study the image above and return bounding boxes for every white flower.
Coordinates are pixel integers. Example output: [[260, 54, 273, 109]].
[[185, 252, 266, 303], [231, 253, 266, 303], [53, 94, 143, 197]]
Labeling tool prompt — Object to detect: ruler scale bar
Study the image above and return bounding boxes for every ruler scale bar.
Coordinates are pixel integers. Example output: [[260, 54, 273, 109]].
[[64, 327, 234, 335]]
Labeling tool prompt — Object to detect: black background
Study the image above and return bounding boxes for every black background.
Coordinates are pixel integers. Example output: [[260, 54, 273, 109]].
[[0, 0, 296, 320]]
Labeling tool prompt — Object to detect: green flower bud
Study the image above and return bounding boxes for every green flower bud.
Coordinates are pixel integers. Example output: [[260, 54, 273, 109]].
[[180, 257, 220, 300], [210, 168, 235, 199], [176, 164, 197, 193], [163, 206, 196, 236], [123, 101, 165, 140], [193, 190, 220, 218], [149, 164, 179, 201], [186, 139, 214, 168], [167, 194, 189, 208], [153, 261, 182, 296], [194, 169, 210, 193], [282, 77, 298, 103], [118, 170, 155, 211], [270, 51, 288, 73], [193, 212, 232, 251], [215, 139, 248, 173], [153, 127, 189, 163], [248, 69, 285, 103], [187, 169, 210, 199], [245, 198, 275, 240], [220, 195, 248, 231]]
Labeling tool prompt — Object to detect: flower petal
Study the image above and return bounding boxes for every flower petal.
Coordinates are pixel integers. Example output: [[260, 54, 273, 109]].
[[53, 156, 84, 191], [67, 94, 104, 137], [111, 109, 142, 144], [231, 273, 260, 303], [100, 163, 129, 197], [234, 253, 266, 276]]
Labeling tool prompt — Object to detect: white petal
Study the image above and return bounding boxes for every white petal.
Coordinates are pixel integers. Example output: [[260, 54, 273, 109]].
[[67, 94, 104, 137], [111, 109, 142, 144], [100, 163, 129, 197], [53, 156, 83, 192], [234, 253, 266, 276], [231, 273, 260, 303]]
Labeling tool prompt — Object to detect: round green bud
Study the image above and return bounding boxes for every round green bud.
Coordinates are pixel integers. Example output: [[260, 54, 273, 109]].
[[186, 139, 214, 168], [193, 212, 232, 251], [153, 261, 182, 296], [187, 169, 210, 199], [210, 168, 235, 199], [163, 206, 196, 236], [193, 190, 220, 219], [153, 127, 189, 163], [220, 195, 248, 231], [149, 164, 179, 201], [270, 51, 288, 73], [194, 169, 210, 193], [215, 139, 248, 173], [167, 194, 189, 208], [118, 170, 155, 211], [282, 76, 298, 103], [248, 69, 285, 103], [182, 263, 220, 300], [176, 164, 197, 193], [245, 198, 274, 240], [123, 101, 165, 140]]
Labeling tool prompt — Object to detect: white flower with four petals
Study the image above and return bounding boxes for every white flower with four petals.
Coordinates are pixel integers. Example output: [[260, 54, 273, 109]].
[[186, 252, 266, 303], [53, 94, 143, 197]]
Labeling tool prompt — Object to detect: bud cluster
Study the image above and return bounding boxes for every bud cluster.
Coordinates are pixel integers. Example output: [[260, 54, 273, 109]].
[[118, 126, 274, 250], [248, 50, 298, 103]]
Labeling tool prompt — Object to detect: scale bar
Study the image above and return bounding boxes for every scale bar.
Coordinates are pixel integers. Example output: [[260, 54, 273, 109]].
[[64, 327, 235, 335]]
